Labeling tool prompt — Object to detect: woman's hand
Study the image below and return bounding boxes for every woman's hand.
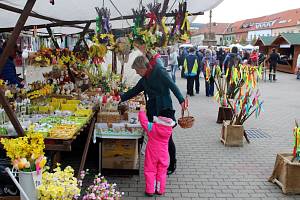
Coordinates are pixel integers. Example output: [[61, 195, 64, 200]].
[[181, 100, 187, 111]]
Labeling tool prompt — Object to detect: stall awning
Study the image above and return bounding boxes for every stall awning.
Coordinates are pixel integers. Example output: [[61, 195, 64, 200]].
[[0, 0, 224, 34]]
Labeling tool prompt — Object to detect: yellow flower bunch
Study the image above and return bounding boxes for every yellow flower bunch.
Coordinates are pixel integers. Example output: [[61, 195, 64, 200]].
[[37, 165, 80, 200], [0, 133, 46, 171]]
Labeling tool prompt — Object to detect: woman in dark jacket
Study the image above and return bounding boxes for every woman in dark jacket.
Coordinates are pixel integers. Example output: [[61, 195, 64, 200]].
[[121, 54, 186, 175]]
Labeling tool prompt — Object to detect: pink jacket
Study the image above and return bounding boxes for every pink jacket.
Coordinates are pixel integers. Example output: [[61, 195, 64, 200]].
[[138, 110, 174, 194]]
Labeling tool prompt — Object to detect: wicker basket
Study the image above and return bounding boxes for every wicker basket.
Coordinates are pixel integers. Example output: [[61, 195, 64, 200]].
[[178, 109, 194, 129]]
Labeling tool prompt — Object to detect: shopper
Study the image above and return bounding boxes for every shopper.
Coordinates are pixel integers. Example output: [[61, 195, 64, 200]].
[[169, 47, 178, 82], [0, 42, 23, 87], [195, 48, 203, 94], [202, 49, 217, 97], [296, 53, 300, 80], [223, 46, 241, 75], [183, 47, 199, 96], [120, 53, 186, 175], [250, 49, 258, 66], [223, 46, 242, 97], [138, 107, 175, 196], [267, 48, 280, 81], [217, 47, 226, 68]]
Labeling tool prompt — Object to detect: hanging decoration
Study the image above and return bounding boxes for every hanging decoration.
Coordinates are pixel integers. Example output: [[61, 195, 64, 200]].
[[131, 6, 147, 40], [178, 1, 190, 42], [95, 7, 114, 45], [114, 37, 131, 65]]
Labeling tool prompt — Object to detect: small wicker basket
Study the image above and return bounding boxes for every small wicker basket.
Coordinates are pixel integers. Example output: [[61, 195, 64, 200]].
[[178, 109, 194, 129]]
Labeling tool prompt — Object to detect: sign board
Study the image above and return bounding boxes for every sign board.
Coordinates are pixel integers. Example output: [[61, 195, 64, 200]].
[[280, 44, 291, 48]]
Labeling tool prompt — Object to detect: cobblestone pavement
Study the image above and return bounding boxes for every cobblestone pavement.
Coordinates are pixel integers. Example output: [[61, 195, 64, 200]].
[[107, 71, 300, 200]]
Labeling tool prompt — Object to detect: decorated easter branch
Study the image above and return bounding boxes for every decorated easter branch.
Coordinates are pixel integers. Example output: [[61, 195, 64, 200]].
[[215, 64, 263, 106], [227, 89, 264, 126]]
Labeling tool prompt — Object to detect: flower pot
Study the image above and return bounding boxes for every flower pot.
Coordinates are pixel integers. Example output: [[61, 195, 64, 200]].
[[269, 153, 300, 194], [220, 120, 244, 147], [19, 171, 42, 200], [216, 106, 233, 124]]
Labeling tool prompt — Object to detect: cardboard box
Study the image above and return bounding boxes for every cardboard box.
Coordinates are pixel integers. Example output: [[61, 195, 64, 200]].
[[101, 139, 138, 169]]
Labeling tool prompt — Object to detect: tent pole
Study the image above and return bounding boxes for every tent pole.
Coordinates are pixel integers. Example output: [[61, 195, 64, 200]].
[[73, 22, 91, 52], [47, 26, 60, 49], [0, 0, 37, 137]]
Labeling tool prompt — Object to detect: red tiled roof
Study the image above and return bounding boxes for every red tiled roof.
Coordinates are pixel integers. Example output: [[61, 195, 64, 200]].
[[191, 23, 231, 35], [226, 8, 300, 34]]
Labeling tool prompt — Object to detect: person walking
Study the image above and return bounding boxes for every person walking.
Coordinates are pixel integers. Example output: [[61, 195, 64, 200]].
[[267, 48, 280, 81], [169, 47, 178, 82], [183, 47, 199, 96], [217, 47, 226, 68], [195, 48, 203, 94], [296, 53, 300, 80], [202, 49, 217, 97], [120, 52, 186, 175], [223, 46, 242, 97], [138, 107, 175, 196]]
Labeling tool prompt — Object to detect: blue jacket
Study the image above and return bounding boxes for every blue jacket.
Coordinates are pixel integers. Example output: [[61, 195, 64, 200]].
[[121, 57, 184, 122], [223, 53, 242, 68], [0, 48, 20, 86]]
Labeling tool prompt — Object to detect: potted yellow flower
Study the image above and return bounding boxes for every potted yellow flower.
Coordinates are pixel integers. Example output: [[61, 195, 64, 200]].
[[1, 133, 46, 200], [37, 164, 81, 200]]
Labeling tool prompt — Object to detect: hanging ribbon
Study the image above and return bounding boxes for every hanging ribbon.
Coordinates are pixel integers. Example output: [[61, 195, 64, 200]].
[[161, 17, 169, 35], [181, 12, 190, 31], [96, 16, 101, 34]]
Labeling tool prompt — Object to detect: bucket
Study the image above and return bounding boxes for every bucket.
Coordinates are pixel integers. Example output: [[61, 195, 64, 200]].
[[19, 171, 42, 200]]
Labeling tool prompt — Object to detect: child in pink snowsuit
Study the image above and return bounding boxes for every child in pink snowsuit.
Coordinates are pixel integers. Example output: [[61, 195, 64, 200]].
[[138, 109, 175, 196]]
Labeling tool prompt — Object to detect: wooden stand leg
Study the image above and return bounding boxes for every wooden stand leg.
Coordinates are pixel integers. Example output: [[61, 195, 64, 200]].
[[77, 117, 96, 178], [51, 151, 61, 169]]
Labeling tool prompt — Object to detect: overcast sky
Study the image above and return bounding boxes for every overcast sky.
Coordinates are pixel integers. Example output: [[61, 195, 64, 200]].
[[194, 0, 300, 24]]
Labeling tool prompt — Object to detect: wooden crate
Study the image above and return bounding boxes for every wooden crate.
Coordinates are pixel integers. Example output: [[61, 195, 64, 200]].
[[97, 112, 121, 123], [220, 120, 244, 147], [269, 153, 300, 194], [216, 106, 233, 124]]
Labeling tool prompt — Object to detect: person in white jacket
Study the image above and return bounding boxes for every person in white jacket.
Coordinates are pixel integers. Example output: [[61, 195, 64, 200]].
[[169, 47, 178, 82], [297, 53, 300, 79]]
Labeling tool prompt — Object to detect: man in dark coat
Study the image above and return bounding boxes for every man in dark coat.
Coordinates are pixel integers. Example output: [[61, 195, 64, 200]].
[[267, 48, 280, 81]]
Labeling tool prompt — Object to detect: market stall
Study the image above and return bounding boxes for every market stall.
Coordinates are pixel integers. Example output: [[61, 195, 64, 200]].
[[254, 36, 276, 55], [269, 33, 300, 74], [0, 0, 225, 199]]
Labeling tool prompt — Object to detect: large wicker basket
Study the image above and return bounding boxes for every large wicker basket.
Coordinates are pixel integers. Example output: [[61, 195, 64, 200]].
[[178, 109, 194, 129]]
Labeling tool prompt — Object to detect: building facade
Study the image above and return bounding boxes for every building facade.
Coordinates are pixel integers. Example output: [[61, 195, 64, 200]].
[[192, 8, 300, 46]]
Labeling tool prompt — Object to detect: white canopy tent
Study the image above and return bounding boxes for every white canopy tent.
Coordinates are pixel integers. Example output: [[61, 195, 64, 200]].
[[0, 0, 224, 34], [242, 44, 259, 51], [229, 43, 243, 51]]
